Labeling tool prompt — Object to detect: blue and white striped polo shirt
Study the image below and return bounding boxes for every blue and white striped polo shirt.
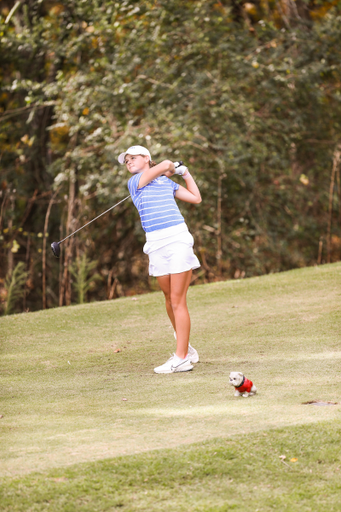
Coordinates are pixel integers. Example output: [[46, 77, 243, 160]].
[[128, 173, 185, 233]]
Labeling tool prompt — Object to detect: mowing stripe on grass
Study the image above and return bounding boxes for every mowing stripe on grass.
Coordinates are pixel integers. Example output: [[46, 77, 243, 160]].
[[1, 421, 341, 511]]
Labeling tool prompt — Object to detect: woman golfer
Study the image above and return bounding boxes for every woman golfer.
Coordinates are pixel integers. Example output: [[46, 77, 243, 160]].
[[118, 145, 201, 373]]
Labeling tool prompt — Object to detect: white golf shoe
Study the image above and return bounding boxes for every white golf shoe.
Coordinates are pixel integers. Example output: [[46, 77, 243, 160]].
[[154, 354, 193, 374], [174, 332, 199, 363], [187, 343, 199, 364]]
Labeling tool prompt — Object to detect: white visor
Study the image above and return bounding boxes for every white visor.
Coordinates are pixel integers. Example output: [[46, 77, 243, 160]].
[[118, 145, 151, 164]]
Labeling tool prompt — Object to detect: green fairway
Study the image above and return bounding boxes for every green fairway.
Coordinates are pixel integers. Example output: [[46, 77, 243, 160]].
[[1, 263, 341, 510], [1, 422, 341, 512]]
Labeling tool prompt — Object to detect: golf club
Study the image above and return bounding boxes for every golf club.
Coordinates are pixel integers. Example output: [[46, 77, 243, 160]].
[[51, 195, 130, 258]]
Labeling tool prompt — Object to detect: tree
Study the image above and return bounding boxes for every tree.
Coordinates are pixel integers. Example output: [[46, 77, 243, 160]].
[[1, 0, 341, 313]]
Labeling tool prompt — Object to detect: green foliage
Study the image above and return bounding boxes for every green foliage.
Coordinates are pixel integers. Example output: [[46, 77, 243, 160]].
[[3, 262, 28, 315], [69, 254, 102, 304], [1, 0, 341, 310]]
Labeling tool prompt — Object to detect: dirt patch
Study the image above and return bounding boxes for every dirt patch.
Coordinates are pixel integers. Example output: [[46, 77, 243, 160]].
[[302, 400, 339, 406]]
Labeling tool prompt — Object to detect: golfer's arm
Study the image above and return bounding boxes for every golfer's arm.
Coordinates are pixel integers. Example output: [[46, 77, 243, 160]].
[[138, 160, 175, 189], [175, 176, 202, 204]]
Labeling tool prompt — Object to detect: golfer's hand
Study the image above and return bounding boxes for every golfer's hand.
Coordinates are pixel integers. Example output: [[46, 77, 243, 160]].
[[173, 161, 188, 176]]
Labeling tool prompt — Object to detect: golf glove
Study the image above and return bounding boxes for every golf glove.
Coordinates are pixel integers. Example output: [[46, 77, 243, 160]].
[[173, 161, 188, 176]]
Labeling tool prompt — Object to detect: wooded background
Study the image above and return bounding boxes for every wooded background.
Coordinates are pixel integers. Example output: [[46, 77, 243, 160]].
[[1, 0, 341, 314]]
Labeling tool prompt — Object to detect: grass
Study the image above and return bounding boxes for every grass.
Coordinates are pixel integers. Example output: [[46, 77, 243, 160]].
[[1, 422, 341, 511], [1, 263, 341, 510]]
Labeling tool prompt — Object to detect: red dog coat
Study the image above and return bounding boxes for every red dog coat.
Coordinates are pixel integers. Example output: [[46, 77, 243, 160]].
[[235, 376, 253, 393]]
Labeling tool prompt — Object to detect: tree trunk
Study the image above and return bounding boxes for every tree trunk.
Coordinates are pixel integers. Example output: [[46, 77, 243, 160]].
[[217, 173, 222, 276], [7, 194, 15, 274], [60, 176, 76, 306], [58, 214, 64, 307], [42, 189, 59, 309], [216, 160, 226, 277], [327, 144, 341, 263], [23, 234, 30, 311]]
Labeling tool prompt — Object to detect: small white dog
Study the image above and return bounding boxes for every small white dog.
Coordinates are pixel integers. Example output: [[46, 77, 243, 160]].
[[229, 372, 257, 397]]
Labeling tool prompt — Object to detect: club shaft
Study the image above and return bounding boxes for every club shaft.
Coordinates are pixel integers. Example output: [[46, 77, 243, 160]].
[[59, 195, 130, 244]]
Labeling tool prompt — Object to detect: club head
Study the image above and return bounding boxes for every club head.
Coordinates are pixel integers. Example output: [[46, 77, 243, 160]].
[[51, 242, 61, 258]]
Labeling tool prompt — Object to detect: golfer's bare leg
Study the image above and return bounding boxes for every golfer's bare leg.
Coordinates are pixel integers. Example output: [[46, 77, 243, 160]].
[[170, 270, 192, 359], [157, 275, 176, 331]]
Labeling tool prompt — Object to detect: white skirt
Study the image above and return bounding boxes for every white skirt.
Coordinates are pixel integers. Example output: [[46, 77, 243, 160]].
[[143, 223, 201, 277]]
